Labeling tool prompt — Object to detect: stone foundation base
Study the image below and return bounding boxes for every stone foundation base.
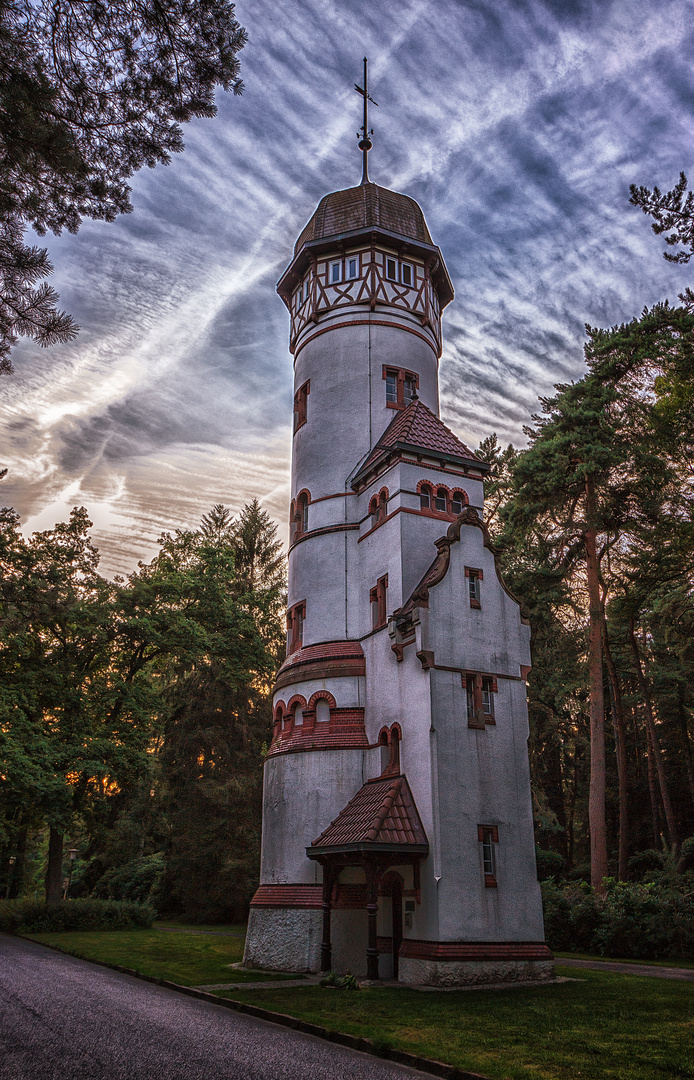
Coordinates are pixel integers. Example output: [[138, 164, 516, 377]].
[[243, 906, 322, 973], [398, 956, 555, 987]]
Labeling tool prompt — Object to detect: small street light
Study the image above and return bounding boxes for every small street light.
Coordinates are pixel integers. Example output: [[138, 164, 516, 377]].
[[65, 848, 78, 900]]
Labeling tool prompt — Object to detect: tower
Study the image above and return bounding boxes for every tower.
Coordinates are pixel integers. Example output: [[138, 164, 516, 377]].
[[243, 68, 552, 986]]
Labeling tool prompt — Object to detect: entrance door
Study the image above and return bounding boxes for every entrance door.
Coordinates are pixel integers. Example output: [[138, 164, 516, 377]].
[[391, 881, 403, 980]]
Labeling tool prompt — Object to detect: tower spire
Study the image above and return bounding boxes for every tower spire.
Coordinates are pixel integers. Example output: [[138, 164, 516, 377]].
[[355, 56, 377, 185]]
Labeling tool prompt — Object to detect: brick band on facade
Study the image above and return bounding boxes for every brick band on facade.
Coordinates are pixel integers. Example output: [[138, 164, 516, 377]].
[[398, 940, 553, 961]]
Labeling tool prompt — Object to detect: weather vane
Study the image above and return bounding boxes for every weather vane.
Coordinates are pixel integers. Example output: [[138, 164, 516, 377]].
[[355, 57, 377, 185]]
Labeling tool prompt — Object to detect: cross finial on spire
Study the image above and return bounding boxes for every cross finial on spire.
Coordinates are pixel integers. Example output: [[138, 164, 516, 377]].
[[355, 57, 377, 185]]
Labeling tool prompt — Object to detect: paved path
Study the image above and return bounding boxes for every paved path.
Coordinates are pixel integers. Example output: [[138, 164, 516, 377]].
[[556, 957, 694, 980], [0, 934, 429, 1080]]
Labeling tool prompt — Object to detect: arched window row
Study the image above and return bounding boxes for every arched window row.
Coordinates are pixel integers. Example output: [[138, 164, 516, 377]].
[[289, 490, 311, 543], [378, 723, 402, 776], [368, 487, 389, 529], [274, 692, 338, 731], [417, 481, 468, 517]]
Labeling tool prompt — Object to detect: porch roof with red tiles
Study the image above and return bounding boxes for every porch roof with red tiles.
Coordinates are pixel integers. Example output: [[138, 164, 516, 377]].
[[352, 400, 487, 486], [309, 775, 428, 855]]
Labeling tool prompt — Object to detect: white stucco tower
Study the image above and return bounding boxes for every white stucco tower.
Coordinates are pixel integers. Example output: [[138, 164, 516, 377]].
[[243, 145, 552, 985]]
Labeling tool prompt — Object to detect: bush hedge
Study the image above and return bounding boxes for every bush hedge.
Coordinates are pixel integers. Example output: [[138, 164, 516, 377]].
[[542, 879, 694, 959], [0, 898, 155, 934]]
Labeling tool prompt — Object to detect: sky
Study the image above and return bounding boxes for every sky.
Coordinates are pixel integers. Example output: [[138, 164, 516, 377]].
[[1, 0, 693, 577]]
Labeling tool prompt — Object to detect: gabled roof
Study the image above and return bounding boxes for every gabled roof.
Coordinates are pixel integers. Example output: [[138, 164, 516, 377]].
[[352, 400, 486, 488], [309, 775, 428, 855]]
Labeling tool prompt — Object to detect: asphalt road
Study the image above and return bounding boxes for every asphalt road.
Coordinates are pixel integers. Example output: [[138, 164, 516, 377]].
[[0, 934, 429, 1080]]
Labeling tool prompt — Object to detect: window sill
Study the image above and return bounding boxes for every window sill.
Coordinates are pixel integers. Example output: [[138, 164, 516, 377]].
[[484, 875, 498, 888]]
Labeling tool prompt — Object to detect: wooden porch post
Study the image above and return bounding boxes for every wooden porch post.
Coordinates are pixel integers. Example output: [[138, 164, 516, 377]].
[[365, 860, 381, 981], [321, 863, 336, 972]]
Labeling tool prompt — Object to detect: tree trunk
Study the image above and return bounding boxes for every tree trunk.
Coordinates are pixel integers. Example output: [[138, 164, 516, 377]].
[[628, 620, 679, 853], [601, 611, 629, 879], [645, 720, 660, 847], [584, 478, 608, 893], [45, 828, 64, 905]]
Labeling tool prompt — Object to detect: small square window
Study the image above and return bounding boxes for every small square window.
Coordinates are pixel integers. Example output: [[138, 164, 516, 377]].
[[401, 263, 413, 287], [330, 261, 341, 284], [386, 258, 397, 280], [348, 257, 358, 279]]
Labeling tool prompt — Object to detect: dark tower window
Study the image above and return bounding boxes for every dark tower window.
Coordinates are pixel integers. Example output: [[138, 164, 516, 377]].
[[420, 485, 432, 510], [294, 380, 310, 432], [286, 601, 305, 655], [386, 257, 397, 280], [370, 574, 388, 630], [466, 672, 496, 727], [347, 257, 358, 279], [478, 825, 499, 887], [330, 261, 341, 283], [435, 487, 448, 512], [451, 491, 465, 515], [383, 366, 419, 409]]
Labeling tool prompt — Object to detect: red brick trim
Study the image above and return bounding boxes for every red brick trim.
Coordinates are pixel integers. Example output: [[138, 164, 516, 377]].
[[464, 567, 483, 580], [307, 690, 337, 709], [294, 319, 440, 361], [267, 705, 367, 756], [250, 884, 322, 908], [274, 642, 366, 691], [398, 940, 553, 961], [289, 522, 360, 552], [478, 825, 499, 843]]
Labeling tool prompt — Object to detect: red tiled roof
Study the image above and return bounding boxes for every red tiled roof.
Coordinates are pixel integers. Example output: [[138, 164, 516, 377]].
[[278, 640, 364, 673], [295, 183, 432, 255], [250, 884, 322, 908], [310, 775, 428, 851], [356, 400, 480, 480]]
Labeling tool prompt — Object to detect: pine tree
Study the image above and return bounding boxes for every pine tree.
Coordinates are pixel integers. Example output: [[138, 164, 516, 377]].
[[0, 1, 246, 369]]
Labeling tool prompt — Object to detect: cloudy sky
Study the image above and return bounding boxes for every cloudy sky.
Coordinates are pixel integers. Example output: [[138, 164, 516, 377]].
[[1, 0, 693, 577]]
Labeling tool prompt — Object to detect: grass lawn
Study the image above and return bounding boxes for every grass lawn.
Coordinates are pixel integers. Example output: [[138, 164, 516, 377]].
[[26, 926, 296, 985], [154, 920, 247, 935], [554, 951, 694, 969], [222, 965, 694, 1080]]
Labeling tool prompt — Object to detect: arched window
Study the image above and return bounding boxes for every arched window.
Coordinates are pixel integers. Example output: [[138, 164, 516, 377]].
[[451, 490, 465, 515], [369, 495, 378, 527], [420, 484, 432, 511], [295, 491, 309, 537], [293, 704, 304, 727], [435, 487, 448, 512], [315, 699, 331, 724], [377, 490, 388, 523], [379, 729, 390, 773], [389, 727, 401, 774]]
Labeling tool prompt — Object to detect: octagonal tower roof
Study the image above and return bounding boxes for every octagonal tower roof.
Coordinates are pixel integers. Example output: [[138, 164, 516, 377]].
[[294, 182, 433, 255]]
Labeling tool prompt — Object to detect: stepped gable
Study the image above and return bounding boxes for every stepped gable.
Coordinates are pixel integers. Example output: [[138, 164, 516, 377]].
[[354, 399, 483, 483], [294, 183, 433, 255], [310, 775, 428, 853]]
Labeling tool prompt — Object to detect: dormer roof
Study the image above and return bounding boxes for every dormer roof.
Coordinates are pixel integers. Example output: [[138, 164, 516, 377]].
[[308, 774, 428, 855], [351, 400, 488, 489]]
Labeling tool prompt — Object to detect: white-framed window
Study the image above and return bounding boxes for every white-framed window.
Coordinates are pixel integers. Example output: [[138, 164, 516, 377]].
[[294, 706, 303, 727], [478, 825, 498, 887], [347, 257, 358, 279], [386, 257, 397, 281], [401, 262, 413, 287], [330, 261, 341, 284]]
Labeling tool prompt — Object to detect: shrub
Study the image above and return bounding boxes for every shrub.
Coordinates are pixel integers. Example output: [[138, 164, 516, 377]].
[[628, 849, 665, 881], [535, 848, 566, 881], [91, 853, 165, 905], [0, 898, 155, 934], [542, 879, 694, 960]]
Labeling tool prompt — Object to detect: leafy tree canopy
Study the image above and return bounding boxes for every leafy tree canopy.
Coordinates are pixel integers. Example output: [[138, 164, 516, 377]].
[[0, 0, 246, 371]]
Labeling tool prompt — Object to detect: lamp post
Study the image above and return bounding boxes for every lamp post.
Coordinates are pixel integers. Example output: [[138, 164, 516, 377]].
[[65, 848, 78, 900], [5, 856, 15, 899]]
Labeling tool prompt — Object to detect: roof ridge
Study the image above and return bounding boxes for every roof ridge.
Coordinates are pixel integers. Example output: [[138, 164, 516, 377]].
[[365, 778, 402, 841]]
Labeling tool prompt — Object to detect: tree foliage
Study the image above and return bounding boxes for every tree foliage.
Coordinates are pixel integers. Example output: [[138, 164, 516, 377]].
[[0, 0, 246, 370]]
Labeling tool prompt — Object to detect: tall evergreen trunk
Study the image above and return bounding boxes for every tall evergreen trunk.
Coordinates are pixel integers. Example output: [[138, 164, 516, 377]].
[[677, 692, 694, 808], [628, 620, 679, 852], [645, 719, 661, 846], [45, 828, 64, 905], [584, 478, 608, 892], [601, 611, 629, 879]]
